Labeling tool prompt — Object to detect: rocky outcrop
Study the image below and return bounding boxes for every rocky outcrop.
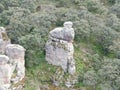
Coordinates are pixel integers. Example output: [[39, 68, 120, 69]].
[[45, 21, 76, 75], [6, 44, 25, 84], [0, 27, 25, 90]]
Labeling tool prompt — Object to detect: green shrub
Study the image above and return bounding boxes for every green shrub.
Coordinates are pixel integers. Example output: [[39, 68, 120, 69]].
[[109, 4, 120, 18], [74, 20, 91, 42], [98, 58, 120, 89], [83, 70, 97, 86], [0, 4, 4, 13], [109, 38, 120, 59]]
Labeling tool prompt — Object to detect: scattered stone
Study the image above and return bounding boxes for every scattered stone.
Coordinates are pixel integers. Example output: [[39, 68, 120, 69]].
[[64, 74, 78, 88], [65, 81, 72, 88], [52, 67, 64, 86]]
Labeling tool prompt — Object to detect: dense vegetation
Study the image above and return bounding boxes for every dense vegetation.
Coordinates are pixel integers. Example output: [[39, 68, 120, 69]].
[[0, 0, 120, 90]]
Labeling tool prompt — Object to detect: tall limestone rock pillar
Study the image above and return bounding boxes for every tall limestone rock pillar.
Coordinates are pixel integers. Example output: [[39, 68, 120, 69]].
[[45, 21, 76, 75], [0, 27, 11, 54]]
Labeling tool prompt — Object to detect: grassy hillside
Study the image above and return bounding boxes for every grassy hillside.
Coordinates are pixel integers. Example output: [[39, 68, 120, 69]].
[[0, 0, 120, 90]]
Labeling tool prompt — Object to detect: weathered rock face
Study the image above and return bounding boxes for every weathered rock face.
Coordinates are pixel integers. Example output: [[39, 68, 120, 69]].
[[0, 55, 12, 90], [0, 27, 11, 54], [5, 44, 25, 84], [46, 21, 76, 75]]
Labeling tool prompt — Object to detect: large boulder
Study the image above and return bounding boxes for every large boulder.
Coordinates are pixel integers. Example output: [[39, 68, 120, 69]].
[[46, 21, 76, 75]]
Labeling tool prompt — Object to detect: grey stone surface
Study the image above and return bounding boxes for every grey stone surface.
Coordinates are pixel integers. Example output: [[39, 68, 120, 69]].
[[46, 21, 76, 74], [0, 55, 12, 90], [5, 44, 25, 84]]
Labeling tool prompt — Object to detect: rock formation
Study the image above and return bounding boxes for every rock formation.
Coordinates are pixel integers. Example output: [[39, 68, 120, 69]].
[[5, 44, 25, 85], [0, 55, 12, 90], [45, 21, 76, 75], [0, 27, 25, 90]]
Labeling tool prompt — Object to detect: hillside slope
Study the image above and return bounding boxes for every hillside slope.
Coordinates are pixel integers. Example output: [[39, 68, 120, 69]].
[[0, 0, 120, 90]]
